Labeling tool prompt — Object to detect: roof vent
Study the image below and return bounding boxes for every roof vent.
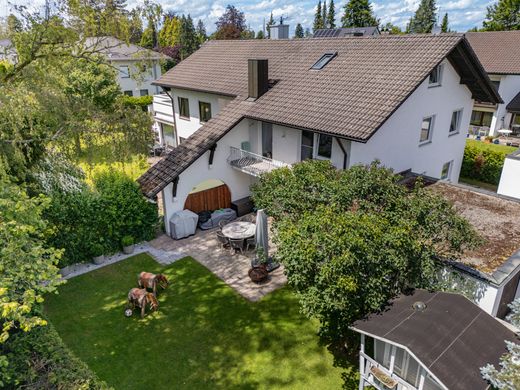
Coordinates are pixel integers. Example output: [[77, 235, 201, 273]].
[[248, 59, 269, 100], [412, 301, 427, 312]]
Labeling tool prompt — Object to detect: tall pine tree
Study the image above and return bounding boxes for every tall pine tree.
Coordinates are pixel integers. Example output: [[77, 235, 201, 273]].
[[483, 0, 520, 31], [313, 1, 324, 32], [266, 12, 275, 38], [322, 1, 328, 28], [409, 0, 437, 33], [441, 12, 449, 32], [295, 23, 304, 38], [179, 14, 198, 59], [328, 0, 336, 28], [341, 0, 378, 28], [196, 19, 207, 44]]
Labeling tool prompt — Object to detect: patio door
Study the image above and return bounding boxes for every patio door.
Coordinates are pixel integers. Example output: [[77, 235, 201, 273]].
[[261, 122, 273, 158]]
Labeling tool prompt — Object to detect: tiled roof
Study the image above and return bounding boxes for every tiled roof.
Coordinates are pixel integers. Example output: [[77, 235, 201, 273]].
[[139, 35, 500, 198], [313, 26, 380, 37], [466, 31, 520, 75], [84, 36, 169, 61]]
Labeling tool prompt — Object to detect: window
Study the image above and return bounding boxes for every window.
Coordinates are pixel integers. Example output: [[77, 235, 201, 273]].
[[140, 89, 149, 97], [470, 110, 493, 127], [311, 52, 337, 70], [123, 90, 133, 96], [441, 161, 452, 180], [119, 65, 130, 78], [161, 123, 176, 147], [317, 134, 332, 158], [199, 101, 212, 123], [428, 64, 442, 86], [449, 109, 462, 134], [178, 97, 190, 119], [301, 130, 314, 161], [261, 122, 273, 158], [420, 116, 434, 144]]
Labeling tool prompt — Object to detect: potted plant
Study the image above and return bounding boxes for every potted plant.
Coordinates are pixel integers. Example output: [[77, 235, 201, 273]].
[[121, 235, 135, 254], [248, 247, 268, 283], [92, 243, 105, 265]]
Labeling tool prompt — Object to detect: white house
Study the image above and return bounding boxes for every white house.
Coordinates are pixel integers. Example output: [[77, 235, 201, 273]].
[[84, 36, 169, 97], [139, 34, 499, 236], [351, 289, 519, 390], [466, 31, 520, 137]]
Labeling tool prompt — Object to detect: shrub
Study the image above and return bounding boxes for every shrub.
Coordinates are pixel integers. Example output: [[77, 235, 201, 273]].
[[121, 235, 134, 247], [120, 95, 153, 110], [45, 171, 158, 267], [1, 321, 110, 389], [460, 140, 517, 185]]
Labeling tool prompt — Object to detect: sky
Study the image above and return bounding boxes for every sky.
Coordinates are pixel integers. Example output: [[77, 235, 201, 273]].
[[1, 0, 494, 34]]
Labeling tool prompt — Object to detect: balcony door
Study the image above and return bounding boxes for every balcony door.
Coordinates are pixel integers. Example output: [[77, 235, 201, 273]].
[[261, 122, 273, 158], [301, 130, 314, 161]]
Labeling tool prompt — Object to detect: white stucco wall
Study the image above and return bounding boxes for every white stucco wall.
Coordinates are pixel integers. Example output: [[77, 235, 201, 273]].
[[349, 60, 473, 181], [498, 154, 520, 199], [489, 74, 520, 135], [170, 88, 233, 140], [162, 119, 257, 234], [114, 59, 162, 96]]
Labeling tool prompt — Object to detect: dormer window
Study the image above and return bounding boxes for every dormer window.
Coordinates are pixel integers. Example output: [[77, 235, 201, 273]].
[[311, 52, 337, 70], [428, 64, 443, 87]]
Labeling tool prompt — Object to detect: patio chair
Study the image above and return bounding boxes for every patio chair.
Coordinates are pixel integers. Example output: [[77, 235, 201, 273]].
[[218, 219, 229, 229], [239, 214, 256, 224], [246, 237, 256, 252], [216, 231, 230, 251], [229, 238, 245, 254]]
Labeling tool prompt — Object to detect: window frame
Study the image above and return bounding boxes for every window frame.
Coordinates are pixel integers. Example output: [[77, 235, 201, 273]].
[[310, 52, 337, 70], [119, 65, 130, 79], [178, 97, 190, 120], [441, 161, 452, 180], [428, 64, 443, 87], [419, 116, 435, 145], [198, 101, 212, 123], [449, 109, 463, 135], [316, 133, 333, 159]]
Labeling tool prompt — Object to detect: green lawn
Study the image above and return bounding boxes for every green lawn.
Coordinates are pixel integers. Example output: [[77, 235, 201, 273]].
[[466, 139, 518, 154], [45, 255, 351, 389]]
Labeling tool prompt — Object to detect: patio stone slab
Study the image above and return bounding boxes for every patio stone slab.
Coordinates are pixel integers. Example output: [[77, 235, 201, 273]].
[[148, 229, 287, 302]]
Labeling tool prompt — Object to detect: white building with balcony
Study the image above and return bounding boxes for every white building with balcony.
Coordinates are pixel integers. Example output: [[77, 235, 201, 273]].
[[139, 34, 500, 236], [466, 31, 520, 137]]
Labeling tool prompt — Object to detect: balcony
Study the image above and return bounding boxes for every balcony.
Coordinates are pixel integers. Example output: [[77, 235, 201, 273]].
[[227, 146, 289, 177], [360, 352, 418, 390]]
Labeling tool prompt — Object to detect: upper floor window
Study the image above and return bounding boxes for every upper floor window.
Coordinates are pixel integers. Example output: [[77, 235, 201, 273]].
[[119, 65, 130, 78], [317, 134, 332, 158], [420, 116, 434, 144], [178, 97, 190, 119], [428, 64, 443, 87], [449, 109, 462, 134], [199, 101, 212, 123]]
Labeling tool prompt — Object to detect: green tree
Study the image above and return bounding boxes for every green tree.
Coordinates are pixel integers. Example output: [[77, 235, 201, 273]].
[[256, 30, 265, 39], [251, 161, 479, 343], [441, 12, 450, 32], [215, 5, 247, 40], [409, 0, 437, 33], [179, 15, 199, 59], [483, 0, 520, 31], [158, 12, 181, 48], [382, 22, 403, 34], [196, 19, 207, 44], [266, 12, 275, 38], [138, 0, 162, 48], [341, 0, 379, 28], [322, 0, 328, 28], [295, 23, 304, 38], [328, 0, 336, 28], [313, 1, 324, 32], [128, 9, 143, 44]]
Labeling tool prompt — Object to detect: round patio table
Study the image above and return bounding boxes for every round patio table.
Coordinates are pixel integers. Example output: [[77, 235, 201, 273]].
[[221, 221, 256, 239]]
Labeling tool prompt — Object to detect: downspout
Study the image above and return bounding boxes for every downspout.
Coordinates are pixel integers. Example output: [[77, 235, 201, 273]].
[[160, 86, 179, 146], [335, 137, 348, 170]]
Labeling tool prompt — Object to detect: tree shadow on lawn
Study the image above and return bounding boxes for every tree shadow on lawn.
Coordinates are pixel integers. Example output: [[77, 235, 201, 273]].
[[44, 254, 345, 390]]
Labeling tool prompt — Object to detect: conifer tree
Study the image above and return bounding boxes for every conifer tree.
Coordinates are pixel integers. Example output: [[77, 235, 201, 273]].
[[483, 0, 520, 31], [409, 0, 437, 33], [295, 23, 304, 38], [313, 1, 324, 32], [266, 12, 275, 38], [440, 12, 449, 32], [341, 0, 378, 28], [328, 0, 336, 28]]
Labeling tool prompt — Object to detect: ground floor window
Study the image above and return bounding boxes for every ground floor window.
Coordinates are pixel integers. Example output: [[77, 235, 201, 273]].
[[160, 123, 176, 147], [511, 113, 520, 135], [317, 134, 332, 158], [441, 161, 452, 180], [470, 110, 493, 127], [140, 89, 149, 96], [123, 90, 133, 96]]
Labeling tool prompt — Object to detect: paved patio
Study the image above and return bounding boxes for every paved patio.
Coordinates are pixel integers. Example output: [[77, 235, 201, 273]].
[[149, 228, 287, 302]]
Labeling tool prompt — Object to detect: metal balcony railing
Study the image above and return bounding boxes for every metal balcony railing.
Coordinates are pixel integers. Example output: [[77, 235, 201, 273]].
[[227, 146, 289, 177]]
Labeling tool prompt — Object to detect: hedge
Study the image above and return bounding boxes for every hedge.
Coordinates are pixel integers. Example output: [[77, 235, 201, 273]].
[[0, 321, 110, 389], [120, 95, 153, 109], [45, 170, 158, 267], [460, 140, 517, 185]]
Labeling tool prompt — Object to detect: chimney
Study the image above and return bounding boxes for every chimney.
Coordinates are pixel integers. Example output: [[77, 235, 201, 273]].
[[248, 59, 269, 100], [269, 24, 289, 39]]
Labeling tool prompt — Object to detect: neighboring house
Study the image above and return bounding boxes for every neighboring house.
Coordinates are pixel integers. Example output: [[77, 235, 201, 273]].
[[138, 34, 499, 239], [466, 31, 520, 137], [84, 36, 169, 97], [351, 289, 519, 390], [313, 26, 380, 37]]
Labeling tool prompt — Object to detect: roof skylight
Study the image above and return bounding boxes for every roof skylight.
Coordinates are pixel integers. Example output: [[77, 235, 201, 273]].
[[311, 52, 337, 70]]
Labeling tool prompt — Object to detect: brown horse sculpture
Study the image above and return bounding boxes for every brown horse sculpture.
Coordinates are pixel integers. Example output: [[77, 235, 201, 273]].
[[138, 272, 169, 297], [127, 288, 158, 318]]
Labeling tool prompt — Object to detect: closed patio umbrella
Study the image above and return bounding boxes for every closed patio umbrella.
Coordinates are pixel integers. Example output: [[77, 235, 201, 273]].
[[255, 209, 269, 261]]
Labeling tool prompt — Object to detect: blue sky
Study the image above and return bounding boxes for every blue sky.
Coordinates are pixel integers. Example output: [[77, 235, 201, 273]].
[[2, 0, 493, 34]]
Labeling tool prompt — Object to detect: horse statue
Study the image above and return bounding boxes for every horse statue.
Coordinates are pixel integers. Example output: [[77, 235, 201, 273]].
[[138, 272, 169, 297], [127, 288, 158, 318]]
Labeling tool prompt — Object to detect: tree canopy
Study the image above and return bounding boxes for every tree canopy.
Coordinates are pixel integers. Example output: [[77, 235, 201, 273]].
[[483, 0, 520, 31], [251, 161, 479, 342], [313, 1, 324, 32], [295, 23, 304, 38], [341, 0, 379, 28], [409, 0, 437, 33], [215, 5, 247, 39]]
